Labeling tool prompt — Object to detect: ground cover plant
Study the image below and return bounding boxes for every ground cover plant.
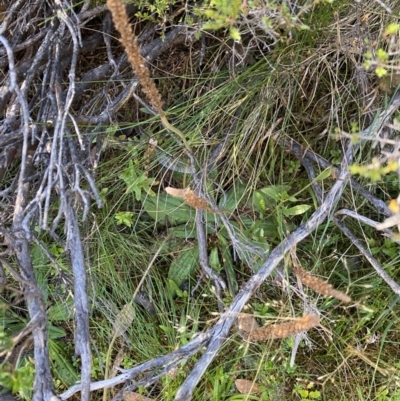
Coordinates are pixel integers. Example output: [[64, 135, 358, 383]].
[[1, 0, 400, 400]]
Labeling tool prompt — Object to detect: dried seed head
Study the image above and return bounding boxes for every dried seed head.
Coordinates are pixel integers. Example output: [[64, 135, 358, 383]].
[[183, 189, 208, 209], [107, 0, 163, 113], [295, 265, 351, 303], [165, 187, 186, 199], [248, 314, 320, 341], [165, 187, 209, 210]]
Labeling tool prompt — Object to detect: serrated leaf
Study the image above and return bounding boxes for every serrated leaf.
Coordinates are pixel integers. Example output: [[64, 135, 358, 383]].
[[168, 246, 199, 287]]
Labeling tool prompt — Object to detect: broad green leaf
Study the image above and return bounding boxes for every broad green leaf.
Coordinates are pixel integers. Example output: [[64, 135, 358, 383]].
[[47, 299, 74, 322], [253, 191, 266, 214], [48, 324, 66, 339], [167, 224, 197, 238], [209, 247, 221, 272], [143, 193, 194, 226], [283, 204, 311, 217], [260, 185, 291, 201], [222, 182, 249, 211], [168, 246, 199, 287]]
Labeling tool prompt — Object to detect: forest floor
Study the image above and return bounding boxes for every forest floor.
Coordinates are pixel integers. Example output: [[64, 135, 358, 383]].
[[1, 0, 400, 400]]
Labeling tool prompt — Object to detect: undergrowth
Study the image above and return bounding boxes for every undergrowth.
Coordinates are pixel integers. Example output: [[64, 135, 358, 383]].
[[2, 0, 400, 400]]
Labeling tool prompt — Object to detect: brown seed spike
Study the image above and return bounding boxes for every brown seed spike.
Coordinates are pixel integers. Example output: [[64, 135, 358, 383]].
[[165, 187, 209, 210], [248, 314, 320, 342], [294, 264, 351, 303], [183, 189, 209, 210], [165, 187, 186, 199]]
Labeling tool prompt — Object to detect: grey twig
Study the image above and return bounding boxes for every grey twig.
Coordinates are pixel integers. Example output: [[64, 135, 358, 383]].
[[65, 201, 92, 401], [195, 209, 226, 305], [333, 216, 400, 295], [59, 331, 212, 399]]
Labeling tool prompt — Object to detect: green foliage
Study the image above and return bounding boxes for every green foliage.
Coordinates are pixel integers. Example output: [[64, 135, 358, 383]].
[[0, 360, 34, 400], [350, 158, 398, 182], [11, 1, 400, 400], [168, 246, 199, 287], [128, 0, 182, 32], [364, 22, 400, 78], [202, 0, 242, 41], [253, 185, 312, 219], [114, 211, 134, 227], [119, 160, 156, 201], [293, 382, 321, 401], [205, 366, 235, 400]]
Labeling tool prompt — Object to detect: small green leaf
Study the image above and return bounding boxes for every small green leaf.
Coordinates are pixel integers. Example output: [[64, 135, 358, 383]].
[[314, 168, 333, 181], [376, 48, 389, 62], [209, 247, 221, 271], [375, 66, 388, 78], [253, 191, 266, 213], [260, 185, 291, 201], [283, 204, 311, 217], [229, 26, 241, 41], [115, 211, 134, 227], [384, 23, 400, 36], [309, 390, 322, 399]]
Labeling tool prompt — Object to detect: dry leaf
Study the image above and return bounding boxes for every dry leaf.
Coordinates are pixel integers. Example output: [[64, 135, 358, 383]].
[[165, 187, 186, 199], [237, 313, 259, 332], [235, 379, 261, 394], [123, 392, 154, 401], [113, 302, 135, 338], [110, 340, 125, 379]]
